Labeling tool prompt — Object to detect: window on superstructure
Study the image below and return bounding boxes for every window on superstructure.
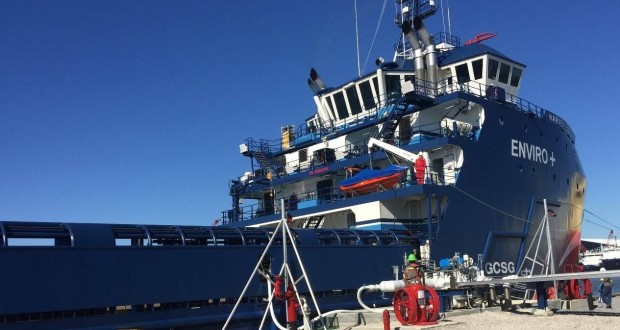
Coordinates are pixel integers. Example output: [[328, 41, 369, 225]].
[[472, 59, 483, 80], [299, 149, 308, 162], [372, 77, 380, 99], [346, 86, 362, 115], [333, 91, 349, 119], [359, 80, 375, 110], [325, 96, 336, 120], [498, 63, 510, 84], [510, 67, 522, 87], [488, 58, 499, 79], [455, 64, 470, 83], [385, 75, 401, 97]]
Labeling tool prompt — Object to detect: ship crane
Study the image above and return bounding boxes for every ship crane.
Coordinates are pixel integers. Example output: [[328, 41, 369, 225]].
[[583, 219, 617, 249], [368, 137, 422, 163], [606, 229, 616, 248]]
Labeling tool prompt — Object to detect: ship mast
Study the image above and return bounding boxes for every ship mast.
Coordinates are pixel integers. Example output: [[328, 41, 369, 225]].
[[393, 0, 437, 62]]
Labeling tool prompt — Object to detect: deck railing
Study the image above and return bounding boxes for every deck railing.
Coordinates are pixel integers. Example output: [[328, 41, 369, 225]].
[[243, 77, 573, 169], [221, 164, 458, 224]]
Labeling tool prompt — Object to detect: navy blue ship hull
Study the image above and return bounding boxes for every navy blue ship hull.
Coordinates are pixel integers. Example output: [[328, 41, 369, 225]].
[[0, 224, 410, 329], [430, 93, 585, 275]]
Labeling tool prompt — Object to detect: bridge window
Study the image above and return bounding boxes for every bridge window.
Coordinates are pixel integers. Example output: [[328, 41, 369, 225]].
[[455, 63, 470, 83], [498, 63, 510, 84], [359, 80, 375, 110], [325, 96, 336, 119], [333, 92, 349, 119], [299, 149, 307, 162], [385, 75, 401, 96], [488, 58, 499, 79], [372, 77, 380, 98], [346, 86, 362, 115], [472, 59, 483, 80], [510, 67, 522, 87]]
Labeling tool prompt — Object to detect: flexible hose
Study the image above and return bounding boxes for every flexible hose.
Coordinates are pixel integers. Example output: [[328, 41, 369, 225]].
[[303, 281, 404, 327], [267, 280, 288, 330], [357, 285, 393, 313]]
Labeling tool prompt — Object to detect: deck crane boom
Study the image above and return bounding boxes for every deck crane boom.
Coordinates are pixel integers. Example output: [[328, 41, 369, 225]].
[[606, 229, 616, 248], [368, 137, 421, 163]]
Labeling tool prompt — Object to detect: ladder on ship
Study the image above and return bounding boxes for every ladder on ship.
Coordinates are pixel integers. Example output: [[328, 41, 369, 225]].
[[246, 139, 280, 178], [374, 90, 435, 144], [374, 98, 409, 144]]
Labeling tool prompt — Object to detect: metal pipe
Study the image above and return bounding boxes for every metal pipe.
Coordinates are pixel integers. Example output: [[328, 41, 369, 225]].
[[0, 222, 7, 247], [413, 16, 438, 90], [401, 20, 425, 84], [61, 223, 75, 247], [488, 284, 497, 306], [502, 284, 512, 311]]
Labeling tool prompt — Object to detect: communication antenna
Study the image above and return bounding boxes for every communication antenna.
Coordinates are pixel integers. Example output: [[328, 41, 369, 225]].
[[447, 0, 452, 35], [440, 0, 452, 35], [355, 0, 361, 77]]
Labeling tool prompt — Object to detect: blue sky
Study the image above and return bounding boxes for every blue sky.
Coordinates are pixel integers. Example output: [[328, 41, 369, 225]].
[[1, 0, 619, 239]]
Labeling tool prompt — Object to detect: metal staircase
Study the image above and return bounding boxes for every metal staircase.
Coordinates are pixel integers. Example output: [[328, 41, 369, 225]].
[[244, 138, 280, 178], [374, 97, 409, 144]]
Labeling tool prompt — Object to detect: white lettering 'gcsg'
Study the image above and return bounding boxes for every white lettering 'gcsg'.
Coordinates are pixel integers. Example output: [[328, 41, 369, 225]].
[[484, 261, 515, 275]]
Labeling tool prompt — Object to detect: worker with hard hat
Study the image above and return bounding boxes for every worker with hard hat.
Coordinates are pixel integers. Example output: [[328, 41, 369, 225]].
[[404, 248, 420, 284]]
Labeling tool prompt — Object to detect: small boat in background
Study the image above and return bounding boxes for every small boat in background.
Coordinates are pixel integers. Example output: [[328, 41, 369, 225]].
[[580, 248, 603, 271], [602, 247, 620, 270]]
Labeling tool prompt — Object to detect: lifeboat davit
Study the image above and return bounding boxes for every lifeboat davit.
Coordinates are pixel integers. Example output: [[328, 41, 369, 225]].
[[339, 164, 408, 195]]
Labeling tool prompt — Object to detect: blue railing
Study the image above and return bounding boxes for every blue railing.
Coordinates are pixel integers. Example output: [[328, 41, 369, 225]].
[[438, 79, 575, 141], [244, 77, 572, 163], [221, 162, 459, 225]]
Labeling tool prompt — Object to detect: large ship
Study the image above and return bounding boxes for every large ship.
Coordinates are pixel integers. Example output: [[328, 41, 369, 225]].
[[224, 0, 585, 275], [0, 1, 585, 329]]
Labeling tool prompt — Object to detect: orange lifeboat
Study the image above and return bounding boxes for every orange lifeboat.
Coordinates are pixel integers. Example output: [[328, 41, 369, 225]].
[[339, 164, 407, 195]]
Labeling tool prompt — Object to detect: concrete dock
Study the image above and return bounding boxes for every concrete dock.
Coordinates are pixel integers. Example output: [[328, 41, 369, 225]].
[[325, 295, 620, 329]]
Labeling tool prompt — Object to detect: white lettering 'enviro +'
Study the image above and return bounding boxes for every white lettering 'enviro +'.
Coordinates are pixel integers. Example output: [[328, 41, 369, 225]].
[[511, 139, 555, 166]]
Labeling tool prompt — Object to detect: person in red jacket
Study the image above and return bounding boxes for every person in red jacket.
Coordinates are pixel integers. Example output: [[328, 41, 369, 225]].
[[414, 154, 426, 184]]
